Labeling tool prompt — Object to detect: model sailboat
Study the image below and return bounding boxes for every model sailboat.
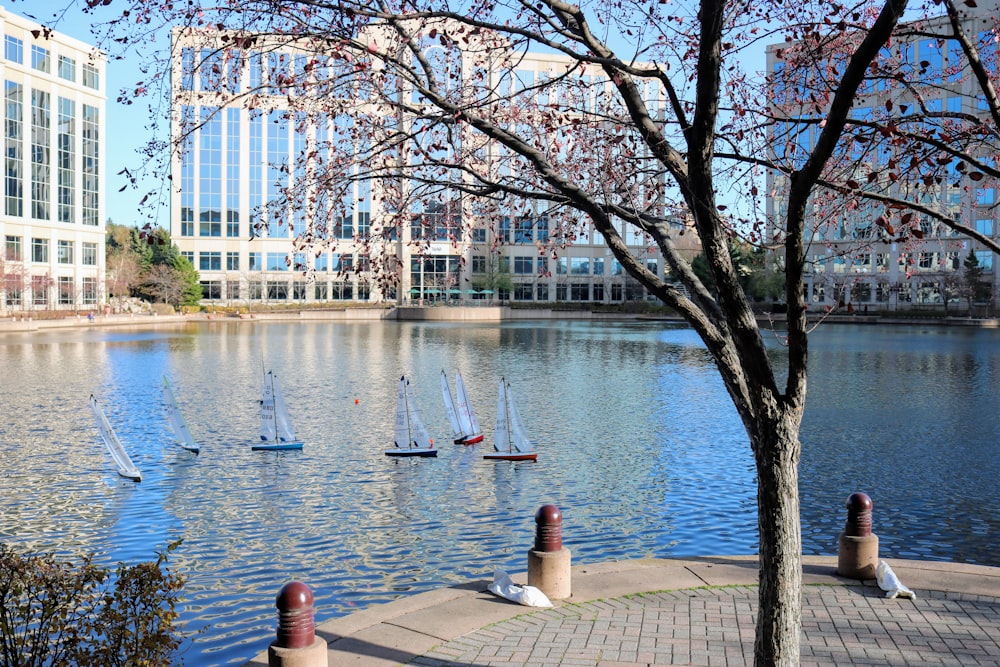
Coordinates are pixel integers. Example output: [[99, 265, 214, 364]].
[[253, 370, 303, 451], [440, 370, 484, 444], [386, 376, 438, 457], [89, 394, 142, 481], [162, 376, 200, 454], [484, 378, 537, 462]]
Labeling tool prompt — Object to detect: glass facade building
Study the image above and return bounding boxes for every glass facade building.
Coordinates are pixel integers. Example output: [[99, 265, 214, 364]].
[[169, 27, 697, 306], [0, 8, 105, 312]]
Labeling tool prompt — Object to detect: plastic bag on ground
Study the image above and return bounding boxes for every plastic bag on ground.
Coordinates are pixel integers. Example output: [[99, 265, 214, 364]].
[[488, 570, 553, 607], [876, 560, 917, 599]]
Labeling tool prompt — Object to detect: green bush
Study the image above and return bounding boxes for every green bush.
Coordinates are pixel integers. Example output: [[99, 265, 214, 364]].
[[0, 541, 185, 666]]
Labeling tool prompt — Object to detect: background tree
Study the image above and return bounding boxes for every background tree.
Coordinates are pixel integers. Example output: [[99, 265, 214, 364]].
[[963, 248, 986, 315], [61, 0, 1000, 662]]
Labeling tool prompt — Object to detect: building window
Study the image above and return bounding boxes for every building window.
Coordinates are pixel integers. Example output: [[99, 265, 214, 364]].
[[58, 56, 76, 81], [31, 45, 50, 73], [199, 107, 222, 237], [57, 97, 75, 223], [199, 251, 221, 271], [82, 63, 99, 89], [249, 252, 261, 271], [555, 257, 567, 275], [472, 228, 486, 244], [472, 255, 486, 273], [570, 257, 590, 275], [593, 282, 605, 301], [593, 257, 605, 276], [536, 283, 548, 301], [31, 237, 48, 263], [314, 282, 328, 300], [5, 81, 23, 218], [571, 283, 590, 300], [266, 252, 287, 271], [513, 256, 534, 275], [226, 108, 240, 237], [226, 251, 239, 271], [5, 36, 23, 64], [5, 235, 22, 260], [975, 218, 994, 236], [513, 283, 533, 300], [82, 242, 97, 266], [181, 251, 194, 265], [976, 251, 993, 271], [57, 240, 73, 264], [82, 105, 98, 226], [315, 254, 328, 272], [82, 277, 97, 305], [201, 280, 221, 299], [226, 280, 239, 300], [58, 276, 74, 305], [32, 276, 48, 305], [31, 90, 50, 220]]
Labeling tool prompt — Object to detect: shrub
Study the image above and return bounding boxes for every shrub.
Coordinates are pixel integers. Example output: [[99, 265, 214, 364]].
[[0, 541, 185, 666]]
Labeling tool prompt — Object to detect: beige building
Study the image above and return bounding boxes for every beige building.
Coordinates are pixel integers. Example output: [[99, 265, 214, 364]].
[[765, 1, 999, 311], [169, 26, 697, 307], [0, 8, 106, 313]]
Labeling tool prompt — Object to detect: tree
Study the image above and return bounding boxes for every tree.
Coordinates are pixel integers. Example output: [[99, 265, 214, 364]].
[[0, 542, 185, 666], [174, 255, 204, 307], [67, 0, 1000, 662], [963, 248, 987, 315]]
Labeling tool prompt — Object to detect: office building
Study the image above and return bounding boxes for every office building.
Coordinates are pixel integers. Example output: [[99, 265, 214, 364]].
[[169, 25, 696, 307], [1, 8, 105, 312]]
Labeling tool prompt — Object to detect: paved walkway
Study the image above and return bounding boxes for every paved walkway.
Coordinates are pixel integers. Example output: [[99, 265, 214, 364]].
[[247, 556, 1000, 666]]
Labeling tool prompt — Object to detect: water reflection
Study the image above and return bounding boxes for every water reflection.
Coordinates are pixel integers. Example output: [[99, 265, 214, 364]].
[[1, 320, 998, 665]]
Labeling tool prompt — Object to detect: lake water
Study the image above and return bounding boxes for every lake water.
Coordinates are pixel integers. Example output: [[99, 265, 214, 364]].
[[1, 320, 998, 665]]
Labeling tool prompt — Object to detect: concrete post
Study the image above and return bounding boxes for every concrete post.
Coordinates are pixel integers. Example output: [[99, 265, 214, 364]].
[[527, 504, 571, 600], [267, 581, 327, 667], [837, 492, 879, 579]]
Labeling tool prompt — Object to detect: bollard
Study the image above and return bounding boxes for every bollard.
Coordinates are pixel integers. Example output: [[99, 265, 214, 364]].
[[267, 581, 327, 667], [837, 492, 879, 579], [527, 504, 571, 600]]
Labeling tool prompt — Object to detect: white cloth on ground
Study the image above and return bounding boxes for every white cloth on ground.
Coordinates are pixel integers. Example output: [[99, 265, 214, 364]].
[[488, 570, 553, 607]]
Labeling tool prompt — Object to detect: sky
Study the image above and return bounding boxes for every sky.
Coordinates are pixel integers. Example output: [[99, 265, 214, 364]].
[[3, 0, 167, 229]]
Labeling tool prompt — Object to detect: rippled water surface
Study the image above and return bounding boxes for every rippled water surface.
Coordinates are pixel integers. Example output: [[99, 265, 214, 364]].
[[1, 320, 998, 665]]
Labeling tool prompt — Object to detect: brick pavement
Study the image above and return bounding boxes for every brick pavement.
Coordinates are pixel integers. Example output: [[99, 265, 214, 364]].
[[413, 585, 1000, 666], [245, 557, 1000, 666]]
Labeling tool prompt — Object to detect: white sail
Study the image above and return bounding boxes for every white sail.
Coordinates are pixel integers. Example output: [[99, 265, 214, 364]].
[[271, 374, 297, 442], [394, 376, 411, 447], [260, 370, 277, 443], [89, 394, 141, 481], [405, 379, 434, 449], [440, 370, 463, 440], [493, 378, 510, 452], [162, 377, 199, 453], [387, 376, 437, 457], [454, 371, 482, 438], [506, 382, 535, 453]]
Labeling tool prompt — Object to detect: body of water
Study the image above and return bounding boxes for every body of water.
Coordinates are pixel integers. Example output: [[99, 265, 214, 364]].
[[0, 320, 997, 665]]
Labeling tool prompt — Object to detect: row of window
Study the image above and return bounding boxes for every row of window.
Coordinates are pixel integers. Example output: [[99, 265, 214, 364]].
[[3, 235, 99, 265], [198, 280, 371, 302], [808, 250, 995, 273], [4, 80, 101, 223], [478, 255, 657, 276], [0, 275, 99, 306], [4, 35, 99, 89]]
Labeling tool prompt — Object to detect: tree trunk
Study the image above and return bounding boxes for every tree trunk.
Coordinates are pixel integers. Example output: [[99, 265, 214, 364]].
[[753, 410, 803, 666]]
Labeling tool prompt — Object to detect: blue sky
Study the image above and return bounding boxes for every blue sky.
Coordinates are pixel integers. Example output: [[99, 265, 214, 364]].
[[4, 0, 166, 228]]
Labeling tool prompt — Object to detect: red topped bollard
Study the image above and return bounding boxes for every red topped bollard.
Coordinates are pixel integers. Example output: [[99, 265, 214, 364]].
[[267, 581, 327, 667], [837, 492, 879, 580], [843, 491, 873, 537], [534, 504, 563, 552], [527, 504, 571, 600]]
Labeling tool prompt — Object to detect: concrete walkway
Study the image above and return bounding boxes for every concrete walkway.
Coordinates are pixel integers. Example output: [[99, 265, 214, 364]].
[[246, 556, 1000, 666]]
